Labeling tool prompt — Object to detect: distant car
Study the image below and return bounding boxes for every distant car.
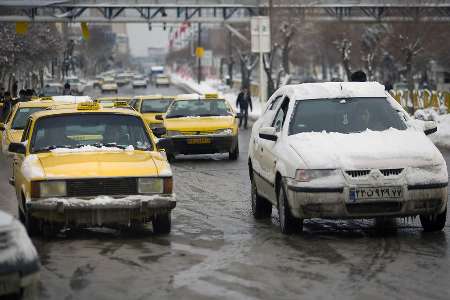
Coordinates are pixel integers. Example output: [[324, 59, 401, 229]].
[[0, 210, 39, 298], [66, 76, 85, 95], [39, 82, 64, 96], [93, 76, 104, 89], [1, 100, 55, 154], [161, 93, 239, 160], [9, 102, 176, 235], [249, 82, 448, 234], [132, 75, 148, 89], [115, 73, 130, 87], [130, 95, 174, 131], [155, 74, 170, 87], [101, 77, 118, 94]]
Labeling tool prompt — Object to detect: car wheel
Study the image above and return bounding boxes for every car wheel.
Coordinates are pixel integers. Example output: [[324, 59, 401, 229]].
[[25, 211, 41, 237], [420, 207, 447, 232], [251, 177, 272, 219], [153, 213, 171, 234], [278, 183, 302, 234], [229, 142, 239, 160]]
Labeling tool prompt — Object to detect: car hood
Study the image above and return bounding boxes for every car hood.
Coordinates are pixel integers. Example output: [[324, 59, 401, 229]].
[[164, 116, 235, 131], [288, 129, 445, 170], [8, 129, 23, 144], [30, 151, 169, 179]]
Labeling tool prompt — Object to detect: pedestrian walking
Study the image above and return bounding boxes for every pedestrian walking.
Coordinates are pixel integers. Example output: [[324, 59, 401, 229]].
[[1, 92, 13, 122], [63, 81, 71, 95], [236, 87, 253, 129]]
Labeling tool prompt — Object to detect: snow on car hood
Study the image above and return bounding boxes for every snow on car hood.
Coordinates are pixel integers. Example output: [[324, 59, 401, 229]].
[[288, 128, 445, 170]]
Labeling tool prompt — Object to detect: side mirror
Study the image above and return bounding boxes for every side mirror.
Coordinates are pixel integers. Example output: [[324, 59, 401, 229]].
[[8, 142, 26, 154], [0, 123, 5, 131], [259, 127, 278, 141], [155, 115, 164, 121], [424, 121, 437, 135], [152, 127, 167, 138], [156, 138, 173, 152]]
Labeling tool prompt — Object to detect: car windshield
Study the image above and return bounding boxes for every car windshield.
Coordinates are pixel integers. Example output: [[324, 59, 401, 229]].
[[289, 97, 407, 135], [11, 107, 47, 130], [141, 99, 172, 113], [166, 99, 232, 118], [31, 114, 153, 153]]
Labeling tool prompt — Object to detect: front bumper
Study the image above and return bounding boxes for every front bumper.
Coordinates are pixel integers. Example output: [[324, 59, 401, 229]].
[[286, 182, 448, 219], [27, 195, 176, 226], [167, 134, 238, 155]]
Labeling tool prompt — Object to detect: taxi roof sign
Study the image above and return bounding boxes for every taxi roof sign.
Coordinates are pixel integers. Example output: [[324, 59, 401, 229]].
[[204, 93, 219, 99], [77, 102, 100, 111], [114, 101, 128, 108]]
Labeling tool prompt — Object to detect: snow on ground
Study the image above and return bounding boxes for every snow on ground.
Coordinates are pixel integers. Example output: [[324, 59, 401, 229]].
[[171, 73, 263, 120], [415, 108, 450, 149]]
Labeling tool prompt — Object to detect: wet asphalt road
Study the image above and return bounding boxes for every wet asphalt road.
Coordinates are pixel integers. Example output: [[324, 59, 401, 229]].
[[1, 84, 450, 300]]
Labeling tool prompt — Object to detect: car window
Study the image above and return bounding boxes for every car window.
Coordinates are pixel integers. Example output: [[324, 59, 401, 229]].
[[166, 99, 232, 118], [267, 95, 283, 111], [141, 99, 172, 113], [11, 107, 47, 130], [289, 97, 407, 135], [272, 97, 290, 132], [30, 113, 153, 153]]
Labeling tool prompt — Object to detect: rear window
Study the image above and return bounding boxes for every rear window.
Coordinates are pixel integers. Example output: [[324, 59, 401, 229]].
[[289, 97, 407, 135]]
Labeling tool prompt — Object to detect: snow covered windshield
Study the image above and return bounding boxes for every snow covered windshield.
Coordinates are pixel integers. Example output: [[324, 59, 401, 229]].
[[30, 114, 153, 153], [141, 99, 172, 113], [166, 99, 232, 118], [289, 97, 407, 135], [11, 107, 46, 130]]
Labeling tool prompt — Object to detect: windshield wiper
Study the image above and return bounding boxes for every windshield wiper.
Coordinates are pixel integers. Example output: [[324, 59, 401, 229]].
[[91, 142, 126, 149], [34, 145, 73, 153], [166, 114, 188, 118]]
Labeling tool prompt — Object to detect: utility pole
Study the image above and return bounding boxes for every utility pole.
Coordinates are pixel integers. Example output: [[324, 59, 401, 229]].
[[197, 22, 201, 84]]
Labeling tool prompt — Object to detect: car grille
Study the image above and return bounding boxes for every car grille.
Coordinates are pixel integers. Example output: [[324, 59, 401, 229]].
[[380, 168, 404, 176], [345, 168, 404, 178], [345, 170, 370, 178], [346, 202, 402, 214], [66, 178, 138, 197]]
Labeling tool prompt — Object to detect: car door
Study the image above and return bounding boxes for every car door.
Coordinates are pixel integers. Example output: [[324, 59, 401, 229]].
[[257, 96, 290, 203]]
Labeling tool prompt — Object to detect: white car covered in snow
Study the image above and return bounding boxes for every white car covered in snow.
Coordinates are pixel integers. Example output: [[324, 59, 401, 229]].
[[0, 210, 39, 298], [131, 75, 148, 89], [248, 82, 448, 234]]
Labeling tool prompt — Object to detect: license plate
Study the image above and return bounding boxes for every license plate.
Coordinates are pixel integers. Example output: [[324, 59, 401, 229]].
[[0, 273, 20, 295], [349, 186, 403, 202], [187, 138, 211, 144]]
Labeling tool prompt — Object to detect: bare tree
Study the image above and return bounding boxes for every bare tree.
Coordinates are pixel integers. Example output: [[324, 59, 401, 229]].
[[334, 39, 352, 80], [236, 49, 258, 90]]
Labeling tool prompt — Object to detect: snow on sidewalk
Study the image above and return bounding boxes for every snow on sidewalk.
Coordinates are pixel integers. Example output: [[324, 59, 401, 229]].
[[171, 73, 264, 120]]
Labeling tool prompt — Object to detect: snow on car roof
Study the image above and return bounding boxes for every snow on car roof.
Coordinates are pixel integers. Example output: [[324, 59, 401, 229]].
[[52, 95, 93, 103], [0, 210, 13, 228], [287, 82, 387, 100]]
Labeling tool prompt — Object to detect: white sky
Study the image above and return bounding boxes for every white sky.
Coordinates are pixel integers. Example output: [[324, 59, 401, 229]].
[[127, 24, 170, 57]]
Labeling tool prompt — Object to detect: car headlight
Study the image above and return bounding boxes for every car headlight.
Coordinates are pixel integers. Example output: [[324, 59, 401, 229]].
[[32, 181, 67, 198], [215, 128, 233, 135], [295, 169, 337, 182], [138, 177, 173, 194], [167, 130, 182, 137]]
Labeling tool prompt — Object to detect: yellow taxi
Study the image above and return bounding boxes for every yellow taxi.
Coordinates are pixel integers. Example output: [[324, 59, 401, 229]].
[[0, 100, 54, 154], [95, 96, 133, 105], [160, 93, 239, 160], [129, 95, 174, 129], [8, 102, 175, 236]]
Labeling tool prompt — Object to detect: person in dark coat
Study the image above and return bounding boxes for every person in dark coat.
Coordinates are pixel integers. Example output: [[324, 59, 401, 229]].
[[1, 92, 13, 121], [236, 87, 253, 129], [350, 70, 367, 82]]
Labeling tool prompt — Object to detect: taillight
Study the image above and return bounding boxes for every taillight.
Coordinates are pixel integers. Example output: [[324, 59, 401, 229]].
[[163, 177, 173, 194]]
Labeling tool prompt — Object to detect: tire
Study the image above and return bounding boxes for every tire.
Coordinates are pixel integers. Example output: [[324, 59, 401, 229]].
[[278, 183, 302, 234], [420, 207, 447, 232], [24, 211, 41, 237], [229, 141, 239, 160], [251, 177, 272, 219], [153, 213, 171, 234]]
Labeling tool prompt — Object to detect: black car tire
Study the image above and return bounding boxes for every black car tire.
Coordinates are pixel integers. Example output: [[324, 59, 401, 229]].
[[251, 177, 272, 219], [420, 207, 447, 232], [229, 141, 239, 160], [153, 213, 171, 234], [278, 183, 302, 234], [25, 211, 41, 237]]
